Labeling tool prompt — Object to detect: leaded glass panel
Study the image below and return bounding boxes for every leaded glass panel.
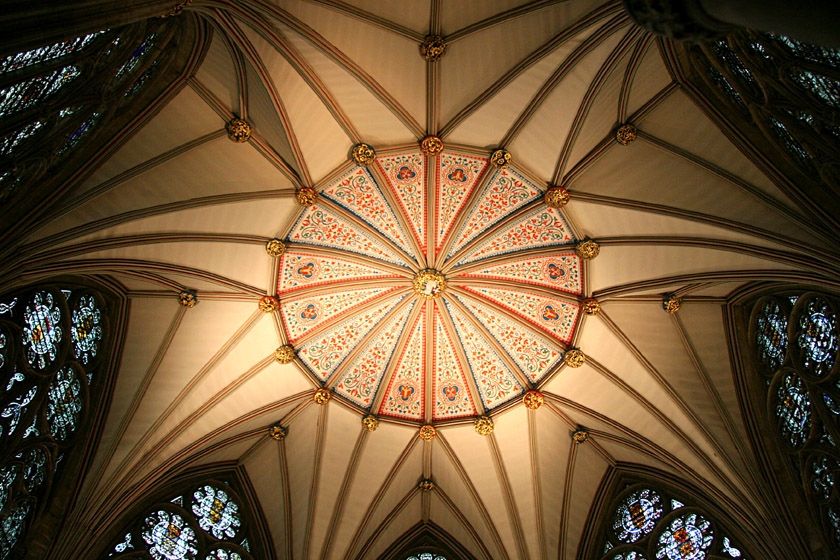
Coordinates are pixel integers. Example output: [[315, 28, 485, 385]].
[[654, 512, 713, 560], [753, 298, 788, 373], [191, 485, 241, 540], [0, 284, 109, 560], [612, 488, 663, 543], [142, 509, 199, 560], [0, 65, 80, 117], [116, 34, 157, 80], [46, 366, 83, 441], [772, 370, 812, 448], [794, 297, 838, 378], [71, 294, 102, 364], [0, 32, 104, 73], [22, 290, 62, 370], [106, 481, 257, 560], [599, 484, 748, 560]]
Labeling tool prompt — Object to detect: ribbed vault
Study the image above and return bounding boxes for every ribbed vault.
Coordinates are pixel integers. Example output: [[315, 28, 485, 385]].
[[5, 1, 838, 559]]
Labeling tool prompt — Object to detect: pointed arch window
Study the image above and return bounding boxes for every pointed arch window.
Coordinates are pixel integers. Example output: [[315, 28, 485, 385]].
[[596, 483, 750, 560], [104, 479, 263, 560], [0, 283, 117, 560], [748, 292, 840, 548], [0, 15, 197, 212], [680, 32, 840, 193]]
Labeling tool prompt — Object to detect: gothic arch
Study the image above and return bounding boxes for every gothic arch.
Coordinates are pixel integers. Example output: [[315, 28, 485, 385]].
[[93, 463, 275, 560], [726, 283, 840, 557], [375, 522, 479, 560], [577, 464, 775, 560], [0, 276, 128, 559]]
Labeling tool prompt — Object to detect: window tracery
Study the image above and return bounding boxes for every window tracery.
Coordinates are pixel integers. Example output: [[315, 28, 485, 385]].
[[0, 16, 193, 211], [0, 284, 111, 560], [598, 483, 749, 560], [682, 31, 840, 195], [104, 480, 257, 560], [748, 292, 840, 548]]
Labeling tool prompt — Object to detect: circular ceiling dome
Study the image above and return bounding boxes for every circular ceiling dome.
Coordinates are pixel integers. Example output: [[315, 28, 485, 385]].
[[278, 146, 584, 424]]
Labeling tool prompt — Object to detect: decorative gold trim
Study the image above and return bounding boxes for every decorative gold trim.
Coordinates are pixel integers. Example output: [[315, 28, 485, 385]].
[[420, 35, 446, 61], [490, 148, 512, 170], [413, 269, 446, 299], [474, 415, 494, 436], [544, 186, 570, 208], [351, 143, 376, 166], [523, 391, 544, 410], [259, 296, 280, 313], [418, 479, 435, 492], [295, 187, 318, 206], [313, 388, 331, 405], [362, 414, 379, 432], [662, 294, 682, 313], [274, 345, 295, 364], [572, 428, 589, 443], [226, 118, 251, 143], [576, 240, 600, 260], [581, 299, 601, 315], [420, 135, 444, 156], [269, 424, 288, 440], [564, 349, 585, 368], [178, 290, 197, 308], [418, 424, 437, 441], [265, 238, 286, 257], [161, 0, 192, 17], [615, 123, 637, 145]]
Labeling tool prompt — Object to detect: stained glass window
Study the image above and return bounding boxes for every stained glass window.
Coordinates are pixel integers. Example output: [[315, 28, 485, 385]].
[[612, 488, 663, 543], [0, 285, 109, 560], [405, 554, 448, 560], [71, 294, 102, 364], [749, 293, 840, 548], [106, 481, 256, 560], [772, 370, 812, 448], [794, 296, 838, 378], [0, 32, 104, 73], [21, 290, 62, 370], [753, 298, 788, 373], [46, 366, 83, 441], [0, 65, 80, 117], [654, 513, 713, 560], [115, 34, 157, 80], [599, 484, 748, 560], [689, 32, 840, 182]]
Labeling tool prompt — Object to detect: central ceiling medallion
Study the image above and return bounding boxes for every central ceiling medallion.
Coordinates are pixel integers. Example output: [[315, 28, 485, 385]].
[[413, 269, 446, 299], [277, 147, 589, 425]]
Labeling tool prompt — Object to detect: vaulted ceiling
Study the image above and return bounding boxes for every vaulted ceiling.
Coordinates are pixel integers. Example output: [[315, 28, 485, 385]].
[[16, 1, 837, 559]]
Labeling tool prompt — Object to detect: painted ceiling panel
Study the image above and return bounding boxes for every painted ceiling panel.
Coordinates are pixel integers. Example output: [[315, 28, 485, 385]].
[[640, 91, 801, 209], [443, 19, 601, 149], [429, 439, 506, 560], [602, 302, 746, 467], [568, 139, 818, 244], [307, 404, 367, 559], [18, 2, 836, 558], [568, 199, 795, 252], [64, 241, 272, 294], [589, 244, 802, 296]]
